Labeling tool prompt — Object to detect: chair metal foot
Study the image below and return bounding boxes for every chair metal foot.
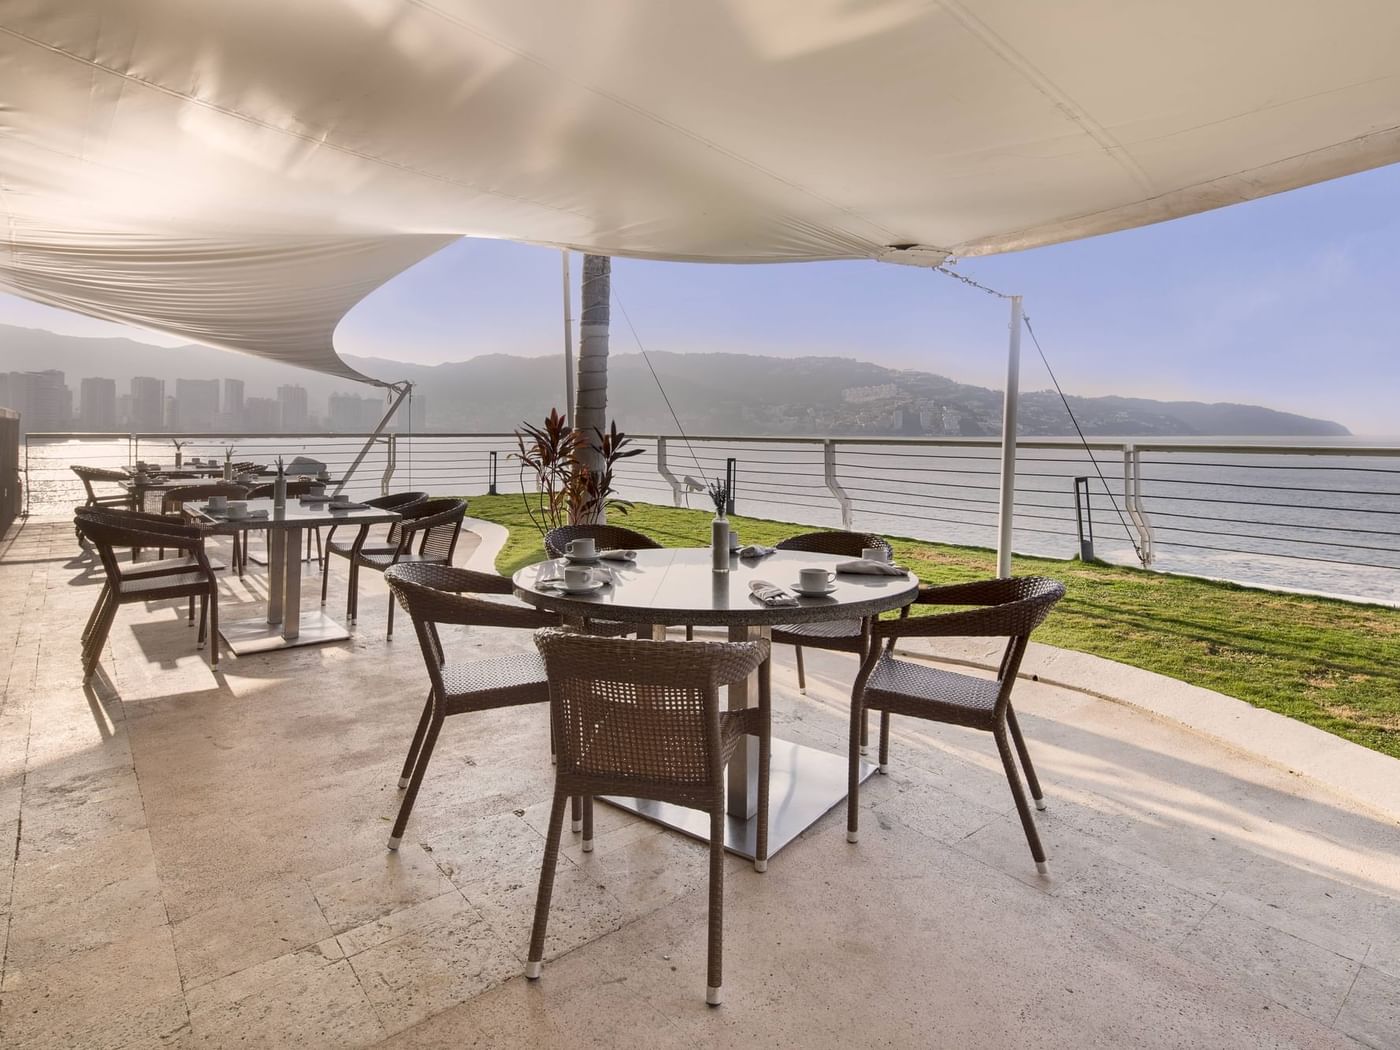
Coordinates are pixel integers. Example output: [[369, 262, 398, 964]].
[[525, 961, 542, 980], [846, 830, 859, 844], [582, 838, 593, 853], [386, 835, 402, 851], [572, 819, 583, 833], [706, 985, 722, 1006], [1035, 860, 1049, 876], [397, 776, 409, 789], [753, 858, 767, 873], [859, 744, 868, 756], [878, 764, 888, 774], [1034, 797, 1047, 811]]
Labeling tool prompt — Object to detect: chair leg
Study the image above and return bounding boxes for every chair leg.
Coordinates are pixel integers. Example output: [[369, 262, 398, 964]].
[[860, 706, 869, 755], [208, 591, 219, 669], [994, 722, 1048, 874], [1005, 704, 1045, 810], [526, 791, 569, 980], [387, 592, 395, 640], [82, 584, 111, 643], [795, 645, 806, 693], [196, 595, 208, 648], [188, 595, 195, 625], [581, 796, 594, 853], [321, 553, 331, 606], [347, 562, 358, 625], [388, 712, 443, 849], [846, 697, 864, 844], [878, 711, 891, 772], [84, 598, 119, 680], [571, 794, 582, 833], [398, 690, 436, 788], [706, 804, 725, 1006]]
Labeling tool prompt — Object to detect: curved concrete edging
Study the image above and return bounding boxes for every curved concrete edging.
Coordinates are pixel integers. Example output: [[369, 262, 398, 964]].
[[899, 636, 1400, 826], [462, 517, 511, 573]]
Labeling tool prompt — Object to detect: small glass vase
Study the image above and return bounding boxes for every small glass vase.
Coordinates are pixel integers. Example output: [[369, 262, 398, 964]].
[[223, 461, 234, 482], [273, 473, 287, 510], [711, 515, 730, 572]]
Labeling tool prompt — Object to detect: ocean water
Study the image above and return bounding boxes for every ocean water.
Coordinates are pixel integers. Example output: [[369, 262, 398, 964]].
[[25, 433, 1400, 606]]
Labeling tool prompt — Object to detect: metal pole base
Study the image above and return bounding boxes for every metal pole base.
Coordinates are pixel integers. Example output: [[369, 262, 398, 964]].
[[706, 986, 722, 1006], [525, 961, 542, 980], [386, 835, 402, 851]]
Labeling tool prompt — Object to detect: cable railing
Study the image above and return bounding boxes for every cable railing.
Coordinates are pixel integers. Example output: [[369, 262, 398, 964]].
[[19, 430, 1400, 604]]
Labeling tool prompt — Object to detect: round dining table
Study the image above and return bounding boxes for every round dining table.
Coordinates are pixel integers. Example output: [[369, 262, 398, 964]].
[[513, 547, 919, 859]]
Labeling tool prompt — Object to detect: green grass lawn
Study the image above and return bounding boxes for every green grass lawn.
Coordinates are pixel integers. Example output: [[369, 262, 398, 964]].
[[466, 494, 1400, 761]]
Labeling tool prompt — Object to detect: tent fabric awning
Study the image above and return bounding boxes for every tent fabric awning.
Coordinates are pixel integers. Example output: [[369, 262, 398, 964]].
[[2, 0, 1399, 379]]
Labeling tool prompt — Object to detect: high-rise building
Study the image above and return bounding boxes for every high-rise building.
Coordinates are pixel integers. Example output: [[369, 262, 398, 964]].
[[116, 393, 133, 427], [0, 370, 70, 434], [244, 397, 278, 431], [79, 377, 118, 430], [223, 378, 245, 428], [174, 378, 220, 431], [328, 392, 382, 432], [277, 384, 309, 432], [130, 376, 165, 432]]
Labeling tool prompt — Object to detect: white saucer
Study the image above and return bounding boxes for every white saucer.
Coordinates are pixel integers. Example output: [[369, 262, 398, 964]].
[[563, 554, 601, 566], [560, 580, 607, 595], [793, 584, 837, 597]]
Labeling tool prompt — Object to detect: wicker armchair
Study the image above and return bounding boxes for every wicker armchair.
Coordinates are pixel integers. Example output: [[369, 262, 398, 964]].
[[158, 483, 249, 564], [543, 523, 669, 639], [846, 576, 1065, 873], [74, 513, 222, 680], [770, 530, 894, 694], [76, 505, 227, 578], [383, 563, 559, 849], [350, 497, 467, 637], [71, 465, 135, 544], [527, 629, 771, 1006], [320, 491, 428, 606]]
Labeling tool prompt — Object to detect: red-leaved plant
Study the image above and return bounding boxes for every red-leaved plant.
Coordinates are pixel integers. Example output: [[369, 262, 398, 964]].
[[513, 410, 643, 537]]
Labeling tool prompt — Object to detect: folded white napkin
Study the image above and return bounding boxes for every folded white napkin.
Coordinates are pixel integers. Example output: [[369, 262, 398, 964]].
[[836, 559, 906, 576], [737, 544, 776, 559], [750, 580, 799, 607], [599, 549, 636, 562]]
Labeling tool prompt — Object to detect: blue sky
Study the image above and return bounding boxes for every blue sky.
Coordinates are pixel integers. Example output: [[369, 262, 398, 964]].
[[3, 163, 1397, 433]]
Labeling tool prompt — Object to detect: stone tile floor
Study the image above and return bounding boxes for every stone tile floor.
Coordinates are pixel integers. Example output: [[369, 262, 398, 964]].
[[1, 518, 1398, 1048]]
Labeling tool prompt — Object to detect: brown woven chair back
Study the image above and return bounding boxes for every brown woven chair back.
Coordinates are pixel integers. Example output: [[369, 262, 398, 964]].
[[776, 530, 891, 559], [76, 505, 212, 539], [399, 497, 467, 560], [160, 482, 249, 514], [77, 515, 208, 581], [71, 464, 127, 502], [874, 576, 1064, 642], [245, 479, 319, 499], [543, 524, 663, 559], [368, 491, 429, 548], [534, 628, 768, 787]]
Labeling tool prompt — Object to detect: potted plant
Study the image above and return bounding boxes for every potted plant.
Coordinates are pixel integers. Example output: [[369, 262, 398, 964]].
[[513, 410, 642, 538]]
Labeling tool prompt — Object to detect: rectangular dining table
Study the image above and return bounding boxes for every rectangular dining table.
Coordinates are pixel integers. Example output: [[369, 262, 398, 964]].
[[190, 497, 400, 654]]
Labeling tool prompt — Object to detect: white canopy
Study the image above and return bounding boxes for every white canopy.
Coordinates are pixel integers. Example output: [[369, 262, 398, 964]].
[[3, 0, 1400, 381]]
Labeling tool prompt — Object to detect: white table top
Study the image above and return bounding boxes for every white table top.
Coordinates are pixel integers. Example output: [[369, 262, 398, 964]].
[[513, 548, 918, 627]]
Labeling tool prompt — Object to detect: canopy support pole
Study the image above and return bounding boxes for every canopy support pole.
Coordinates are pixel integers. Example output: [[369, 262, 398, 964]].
[[562, 250, 575, 425], [335, 381, 411, 497], [995, 295, 1023, 578]]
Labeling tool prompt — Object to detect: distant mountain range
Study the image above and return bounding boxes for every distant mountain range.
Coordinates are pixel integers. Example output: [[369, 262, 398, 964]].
[[0, 323, 1350, 437]]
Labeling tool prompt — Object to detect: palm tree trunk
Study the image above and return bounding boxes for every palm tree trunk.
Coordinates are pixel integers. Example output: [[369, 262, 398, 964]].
[[575, 254, 610, 522]]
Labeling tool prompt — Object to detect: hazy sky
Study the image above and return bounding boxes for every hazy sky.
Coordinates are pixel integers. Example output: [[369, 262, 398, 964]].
[[3, 163, 1397, 434]]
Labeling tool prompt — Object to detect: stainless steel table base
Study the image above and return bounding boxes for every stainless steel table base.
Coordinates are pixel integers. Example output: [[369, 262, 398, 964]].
[[220, 610, 350, 654], [603, 739, 876, 860]]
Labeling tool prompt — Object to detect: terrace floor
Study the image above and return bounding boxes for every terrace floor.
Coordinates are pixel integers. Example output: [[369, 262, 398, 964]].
[[1, 518, 1398, 1049]]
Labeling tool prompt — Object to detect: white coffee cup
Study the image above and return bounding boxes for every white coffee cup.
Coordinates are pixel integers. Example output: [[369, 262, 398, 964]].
[[225, 501, 248, 519], [566, 538, 596, 560], [207, 495, 228, 512], [563, 566, 593, 591], [862, 547, 889, 563], [798, 568, 836, 593]]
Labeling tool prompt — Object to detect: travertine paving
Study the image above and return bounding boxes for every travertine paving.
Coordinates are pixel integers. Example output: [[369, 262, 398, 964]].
[[1, 519, 1398, 1049]]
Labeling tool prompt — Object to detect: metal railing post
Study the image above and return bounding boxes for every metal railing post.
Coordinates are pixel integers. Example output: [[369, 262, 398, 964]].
[[1122, 443, 1154, 566], [656, 436, 683, 507], [823, 439, 853, 529], [725, 457, 737, 514], [488, 450, 498, 495], [1073, 477, 1094, 561], [1130, 446, 1154, 565]]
